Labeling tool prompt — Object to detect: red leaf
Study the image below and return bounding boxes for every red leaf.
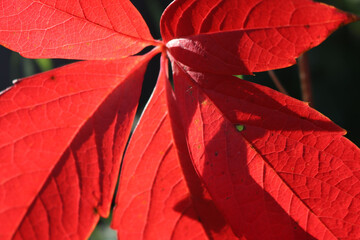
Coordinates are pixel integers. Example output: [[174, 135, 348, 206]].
[[112, 56, 238, 239], [0, 0, 156, 60], [0, 53, 154, 240], [161, 0, 358, 75], [111, 56, 206, 239], [172, 62, 360, 239], [0, 0, 359, 239], [167, 67, 241, 240]]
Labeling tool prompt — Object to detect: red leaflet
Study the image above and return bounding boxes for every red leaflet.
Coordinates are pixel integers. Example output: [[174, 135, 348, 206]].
[[0, 0, 156, 60], [167, 62, 240, 240], [112, 56, 207, 239], [0, 54, 153, 240], [172, 62, 360, 239], [112, 56, 237, 239], [0, 0, 359, 239], [161, 0, 358, 75]]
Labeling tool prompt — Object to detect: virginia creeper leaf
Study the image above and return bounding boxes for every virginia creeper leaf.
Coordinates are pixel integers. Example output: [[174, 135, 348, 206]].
[[161, 0, 359, 75], [111, 56, 207, 239], [0, 0, 156, 60], [0, 0, 359, 239], [172, 62, 360, 239], [166, 61, 241, 240], [0, 53, 154, 240], [112, 56, 238, 239]]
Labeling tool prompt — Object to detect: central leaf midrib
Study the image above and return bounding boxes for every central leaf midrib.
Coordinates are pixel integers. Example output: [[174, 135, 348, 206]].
[[32, 1, 156, 45], [171, 19, 346, 40]]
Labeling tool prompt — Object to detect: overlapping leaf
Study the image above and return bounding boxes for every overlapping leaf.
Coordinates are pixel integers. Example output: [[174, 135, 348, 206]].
[[0, 54, 154, 239], [0, 0, 156, 60], [0, 0, 359, 239], [111, 56, 206, 239], [171, 61, 360, 239], [112, 56, 238, 239], [161, 0, 358, 75]]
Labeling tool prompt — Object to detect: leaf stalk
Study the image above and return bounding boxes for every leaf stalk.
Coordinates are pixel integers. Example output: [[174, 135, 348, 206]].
[[268, 70, 288, 95], [298, 52, 313, 106]]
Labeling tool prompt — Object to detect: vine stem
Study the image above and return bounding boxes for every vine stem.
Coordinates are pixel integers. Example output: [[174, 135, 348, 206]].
[[268, 70, 288, 95], [298, 52, 313, 106]]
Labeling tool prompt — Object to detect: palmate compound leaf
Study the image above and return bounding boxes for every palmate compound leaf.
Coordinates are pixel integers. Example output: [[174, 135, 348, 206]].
[[161, 0, 359, 75], [111, 55, 238, 240], [0, 52, 156, 240], [0, 0, 359, 239], [171, 60, 360, 239], [0, 0, 157, 60]]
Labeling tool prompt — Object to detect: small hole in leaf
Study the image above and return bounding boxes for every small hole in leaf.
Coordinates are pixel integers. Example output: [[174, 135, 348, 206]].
[[50, 75, 55, 80], [93, 207, 98, 215], [235, 124, 245, 132]]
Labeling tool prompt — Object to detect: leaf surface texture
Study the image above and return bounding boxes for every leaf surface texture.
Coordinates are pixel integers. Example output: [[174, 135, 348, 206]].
[[171, 62, 360, 239], [161, 0, 358, 75], [0, 0, 155, 59], [0, 54, 153, 239]]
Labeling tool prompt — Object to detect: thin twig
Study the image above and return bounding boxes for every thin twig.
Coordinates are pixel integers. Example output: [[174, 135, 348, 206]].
[[298, 52, 313, 106], [268, 70, 289, 95]]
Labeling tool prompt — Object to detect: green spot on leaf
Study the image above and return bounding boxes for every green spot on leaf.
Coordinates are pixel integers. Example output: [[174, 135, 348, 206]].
[[235, 124, 245, 132]]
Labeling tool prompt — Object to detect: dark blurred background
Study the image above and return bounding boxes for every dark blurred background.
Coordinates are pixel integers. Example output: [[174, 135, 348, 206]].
[[0, 0, 359, 238]]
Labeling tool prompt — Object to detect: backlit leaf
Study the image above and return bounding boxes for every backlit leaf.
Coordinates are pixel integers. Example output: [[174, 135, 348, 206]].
[[0, 53, 154, 239], [0, 0, 359, 239], [172, 62, 360, 239], [161, 0, 358, 75], [0, 0, 156, 60], [112, 56, 238, 239]]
